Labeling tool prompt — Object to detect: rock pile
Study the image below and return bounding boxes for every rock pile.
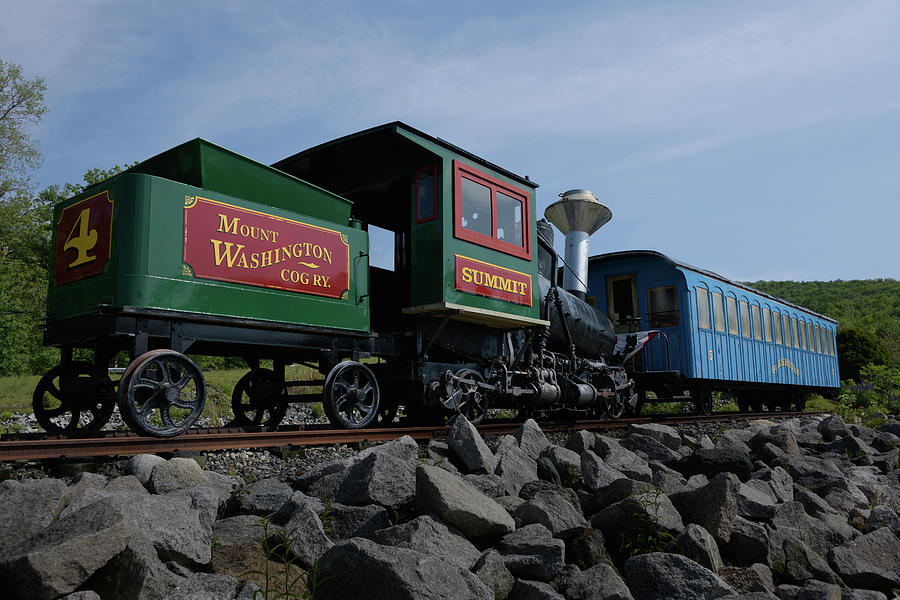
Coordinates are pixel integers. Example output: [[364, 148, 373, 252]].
[[0, 414, 898, 599]]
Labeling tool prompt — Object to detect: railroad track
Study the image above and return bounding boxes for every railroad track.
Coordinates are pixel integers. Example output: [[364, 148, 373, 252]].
[[0, 411, 820, 462]]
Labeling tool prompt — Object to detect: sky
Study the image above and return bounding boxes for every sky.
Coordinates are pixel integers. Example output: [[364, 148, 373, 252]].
[[2, 0, 899, 282]]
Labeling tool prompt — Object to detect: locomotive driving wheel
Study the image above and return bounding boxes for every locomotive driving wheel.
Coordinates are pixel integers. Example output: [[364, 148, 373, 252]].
[[32, 362, 116, 433], [231, 368, 288, 429], [452, 369, 488, 425], [323, 361, 380, 429], [604, 392, 626, 420], [118, 350, 206, 437]]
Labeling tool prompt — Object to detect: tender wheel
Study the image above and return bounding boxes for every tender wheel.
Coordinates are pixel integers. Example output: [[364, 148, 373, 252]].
[[118, 350, 206, 437], [453, 369, 488, 425], [323, 361, 380, 429], [231, 369, 287, 429], [32, 362, 116, 433]]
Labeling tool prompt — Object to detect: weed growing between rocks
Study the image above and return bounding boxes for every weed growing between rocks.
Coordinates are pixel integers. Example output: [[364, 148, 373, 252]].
[[617, 487, 676, 559], [244, 516, 328, 599]]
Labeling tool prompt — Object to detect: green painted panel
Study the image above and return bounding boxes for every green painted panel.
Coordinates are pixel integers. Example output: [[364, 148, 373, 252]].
[[129, 139, 352, 224], [47, 173, 369, 333]]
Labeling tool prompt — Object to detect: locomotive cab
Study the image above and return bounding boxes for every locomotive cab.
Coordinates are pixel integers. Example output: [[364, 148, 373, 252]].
[[275, 123, 548, 341]]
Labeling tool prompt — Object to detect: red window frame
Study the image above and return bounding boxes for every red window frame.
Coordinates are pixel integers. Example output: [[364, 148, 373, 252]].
[[414, 164, 438, 224], [453, 160, 531, 260]]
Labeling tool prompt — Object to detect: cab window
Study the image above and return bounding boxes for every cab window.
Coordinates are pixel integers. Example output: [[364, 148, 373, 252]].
[[454, 160, 530, 260]]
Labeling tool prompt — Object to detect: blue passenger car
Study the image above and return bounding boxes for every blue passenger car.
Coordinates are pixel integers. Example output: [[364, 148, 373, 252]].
[[586, 251, 839, 413]]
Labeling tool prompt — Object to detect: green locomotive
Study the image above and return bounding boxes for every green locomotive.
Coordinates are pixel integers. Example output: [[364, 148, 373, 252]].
[[37, 123, 633, 436]]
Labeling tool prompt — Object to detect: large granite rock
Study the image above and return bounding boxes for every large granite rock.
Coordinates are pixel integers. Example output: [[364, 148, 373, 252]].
[[670, 472, 740, 545], [766, 502, 858, 569], [515, 419, 552, 460], [581, 450, 628, 493], [314, 538, 493, 600], [472, 550, 515, 599], [147, 457, 209, 494], [281, 503, 333, 569], [495, 435, 539, 496], [335, 451, 416, 509], [561, 562, 634, 600], [373, 515, 481, 571], [592, 490, 684, 557], [416, 464, 515, 544], [516, 489, 588, 538], [0, 479, 67, 557], [675, 447, 753, 482], [624, 552, 735, 600], [621, 433, 682, 465], [495, 524, 566, 581], [0, 499, 148, 599], [666, 523, 724, 573], [447, 415, 496, 474], [627, 423, 682, 451], [238, 477, 294, 516], [828, 527, 900, 594], [594, 436, 652, 482]]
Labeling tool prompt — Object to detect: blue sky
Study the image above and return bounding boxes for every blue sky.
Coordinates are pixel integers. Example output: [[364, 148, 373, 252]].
[[2, 1, 898, 281]]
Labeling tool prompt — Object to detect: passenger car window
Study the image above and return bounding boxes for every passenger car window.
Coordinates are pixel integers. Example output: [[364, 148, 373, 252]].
[[791, 317, 800, 349], [739, 300, 751, 338], [713, 292, 725, 333], [696, 287, 710, 330], [726, 296, 739, 335], [648, 286, 678, 327], [763, 308, 773, 342], [773, 311, 782, 344]]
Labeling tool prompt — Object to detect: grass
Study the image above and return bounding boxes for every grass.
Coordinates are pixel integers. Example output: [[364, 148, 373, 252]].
[[0, 373, 42, 413], [805, 393, 837, 412]]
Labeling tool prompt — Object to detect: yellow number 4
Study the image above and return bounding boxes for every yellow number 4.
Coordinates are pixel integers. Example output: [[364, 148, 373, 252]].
[[64, 208, 98, 268]]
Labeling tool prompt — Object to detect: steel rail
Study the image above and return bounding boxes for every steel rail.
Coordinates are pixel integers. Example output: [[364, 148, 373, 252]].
[[0, 411, 819, 462]]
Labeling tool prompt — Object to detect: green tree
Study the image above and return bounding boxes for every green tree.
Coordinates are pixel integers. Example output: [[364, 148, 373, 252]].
[[837, 327, 890, 382], [0, 60, 46, 200]]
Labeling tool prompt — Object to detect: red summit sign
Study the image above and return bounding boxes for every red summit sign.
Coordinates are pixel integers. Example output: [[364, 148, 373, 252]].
[[454, 254, 532, 306], [183, 196, 350, 299]]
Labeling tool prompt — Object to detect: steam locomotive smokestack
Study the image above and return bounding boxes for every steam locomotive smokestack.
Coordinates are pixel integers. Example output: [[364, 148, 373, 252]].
[[544, 189, 612, 300]]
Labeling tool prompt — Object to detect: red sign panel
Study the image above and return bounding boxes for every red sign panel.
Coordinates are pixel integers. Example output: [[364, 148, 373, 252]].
[[454, 254, 532, 306], [54, 191, 114, 286], [183, 196, 350, 299]]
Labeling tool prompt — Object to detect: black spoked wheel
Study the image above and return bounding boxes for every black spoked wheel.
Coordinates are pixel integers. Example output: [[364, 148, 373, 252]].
[[323, 361, 380, 429], [118, 350, 206, 437], [231, 369, 288, 429], [605, 392, 626, 419], [32, 362, 116, 433], [452, 369, 488, 425]]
